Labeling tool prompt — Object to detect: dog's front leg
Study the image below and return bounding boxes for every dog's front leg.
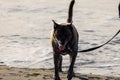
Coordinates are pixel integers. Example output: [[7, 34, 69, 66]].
[[67, 53, 77, 80], [54, 53, 61, 80], [58, 55, 62, 72]]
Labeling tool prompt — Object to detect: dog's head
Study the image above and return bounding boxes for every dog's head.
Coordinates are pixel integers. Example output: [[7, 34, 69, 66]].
[[52, 20, 73, 51]]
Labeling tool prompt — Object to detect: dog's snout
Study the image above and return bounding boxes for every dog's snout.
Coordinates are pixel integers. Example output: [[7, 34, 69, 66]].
[[58, 40, 64, 45]]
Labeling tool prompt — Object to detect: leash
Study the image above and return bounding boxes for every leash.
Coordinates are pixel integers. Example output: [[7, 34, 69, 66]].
[[78, 30, 120, 52]]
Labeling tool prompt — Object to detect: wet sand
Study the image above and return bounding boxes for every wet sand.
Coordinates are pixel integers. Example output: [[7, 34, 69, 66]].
[[0, 65, 120, 80]]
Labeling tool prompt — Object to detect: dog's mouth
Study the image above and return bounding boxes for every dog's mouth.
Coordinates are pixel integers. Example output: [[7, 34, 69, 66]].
[[56, 40, 69, 51], [58, 45, 65, 51]]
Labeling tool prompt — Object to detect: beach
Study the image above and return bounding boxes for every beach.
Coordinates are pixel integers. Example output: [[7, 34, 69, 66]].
[[0, 65, 120, 80], [0, 0, 120, 79]]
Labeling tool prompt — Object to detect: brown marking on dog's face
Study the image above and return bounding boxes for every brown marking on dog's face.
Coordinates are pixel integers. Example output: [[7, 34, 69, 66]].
[[52, 20, 73, 51]]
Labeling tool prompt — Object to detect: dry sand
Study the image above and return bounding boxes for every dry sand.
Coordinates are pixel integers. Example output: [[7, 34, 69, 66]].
[[0, 65, 120, 80]]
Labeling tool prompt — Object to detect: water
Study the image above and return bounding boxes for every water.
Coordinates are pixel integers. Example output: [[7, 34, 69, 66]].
[[0, 0, 120, 77]]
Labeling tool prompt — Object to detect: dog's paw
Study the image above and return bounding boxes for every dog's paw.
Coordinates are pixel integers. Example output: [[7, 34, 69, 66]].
[[54, 77, 61, 80], [67, 72, 75, 80]]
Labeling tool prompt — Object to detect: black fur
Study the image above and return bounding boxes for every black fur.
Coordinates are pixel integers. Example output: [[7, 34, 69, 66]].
[[67, 0, 75, 23]]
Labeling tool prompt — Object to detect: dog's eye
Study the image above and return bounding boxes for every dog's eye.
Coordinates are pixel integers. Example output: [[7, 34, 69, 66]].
[[54, 33, 61, 37]]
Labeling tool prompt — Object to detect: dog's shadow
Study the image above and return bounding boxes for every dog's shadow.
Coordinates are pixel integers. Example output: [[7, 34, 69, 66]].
[[74, 73, 89, 80], [77, 77, 88, 80]]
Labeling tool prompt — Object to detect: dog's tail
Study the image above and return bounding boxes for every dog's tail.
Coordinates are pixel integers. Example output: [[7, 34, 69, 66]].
[[118, 3, 120, 18], [78, 30, 120, 52], [67, 0, 75, 23]]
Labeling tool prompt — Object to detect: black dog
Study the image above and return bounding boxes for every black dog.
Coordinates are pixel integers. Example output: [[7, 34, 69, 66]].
[[51, 0, 78, 80]]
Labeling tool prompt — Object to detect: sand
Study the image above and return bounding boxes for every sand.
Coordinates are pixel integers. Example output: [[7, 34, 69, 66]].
[[0, 65, 120, 80], [0, 0, 120, 79]]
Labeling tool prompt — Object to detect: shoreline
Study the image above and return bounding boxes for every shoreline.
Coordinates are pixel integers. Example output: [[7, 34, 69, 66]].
[[0, 65, 120, 80]]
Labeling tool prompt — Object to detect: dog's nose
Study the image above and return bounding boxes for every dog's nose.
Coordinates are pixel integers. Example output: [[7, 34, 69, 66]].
[[60, 42, 64, 45]]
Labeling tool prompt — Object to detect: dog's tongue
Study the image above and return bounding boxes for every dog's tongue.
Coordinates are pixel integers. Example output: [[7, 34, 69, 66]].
[[58, 46, 64, 51]]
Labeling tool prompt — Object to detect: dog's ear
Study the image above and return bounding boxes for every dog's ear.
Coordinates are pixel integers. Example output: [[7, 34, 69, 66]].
[[52, 20, 59, 29]]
